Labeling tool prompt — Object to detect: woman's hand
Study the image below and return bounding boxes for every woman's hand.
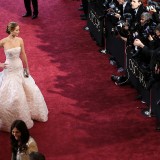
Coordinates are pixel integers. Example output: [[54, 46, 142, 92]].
[[26, 68, 30, 76], [0, 62, 9, 69], [23, 68, 30, 78]]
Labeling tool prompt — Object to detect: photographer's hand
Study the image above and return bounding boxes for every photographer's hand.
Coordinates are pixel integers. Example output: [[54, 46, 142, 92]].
[[114, 13, 121, 19], [107, 8, 114, 13], [124, 24, 129, 30], [148, 35, 154, 41], [133, 39, 144, 48], [155, 64, 160, 74], [120, 36, 127, 42], [150, 8, 157, 13]]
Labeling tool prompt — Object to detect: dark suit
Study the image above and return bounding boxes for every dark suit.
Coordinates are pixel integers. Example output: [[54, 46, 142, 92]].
[[131, 4, 145, 24], [118, 1, 132, 17], [24, 0, 38, 16]]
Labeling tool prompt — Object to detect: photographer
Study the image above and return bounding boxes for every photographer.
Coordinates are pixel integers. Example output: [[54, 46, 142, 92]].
[[133, 23, 160, 67], [111, 0, 146, 85], [131, 12, 156, 60], [114, 0, 132, 20], [111, 0, 132, 38], [133, 37, 160, 130], [147, 23, 160, 49], [146, 0, 160, 24]]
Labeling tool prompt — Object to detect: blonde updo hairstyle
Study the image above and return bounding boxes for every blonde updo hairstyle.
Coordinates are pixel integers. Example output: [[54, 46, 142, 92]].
[[6, 22, 18, 34]]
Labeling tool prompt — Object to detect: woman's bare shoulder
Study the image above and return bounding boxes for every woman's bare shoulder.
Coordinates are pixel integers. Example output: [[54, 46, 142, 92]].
[[17, 37, 24, 44], [0, 37, 8, 42], [0, 37, 8, 46], [17, 37, 23, 41]]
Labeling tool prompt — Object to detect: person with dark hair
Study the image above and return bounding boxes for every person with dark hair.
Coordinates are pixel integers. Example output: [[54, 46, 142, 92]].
[[114, 0, 132, 20], [29, 152, 45, 160], [0, 22, 48, 132], [10, 120, 38, 160], [22, 0, 38, 19]]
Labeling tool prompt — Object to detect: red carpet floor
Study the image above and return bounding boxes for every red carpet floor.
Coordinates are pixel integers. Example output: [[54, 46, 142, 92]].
[[0, 0, 160, 160]]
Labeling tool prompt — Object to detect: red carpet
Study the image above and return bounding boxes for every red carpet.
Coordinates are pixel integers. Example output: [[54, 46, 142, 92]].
[[0, 0, 160, 160]]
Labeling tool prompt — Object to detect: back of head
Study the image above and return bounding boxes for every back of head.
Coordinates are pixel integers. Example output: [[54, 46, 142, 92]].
[[29, 152, 45, 160], [6, 22, 18, 34]]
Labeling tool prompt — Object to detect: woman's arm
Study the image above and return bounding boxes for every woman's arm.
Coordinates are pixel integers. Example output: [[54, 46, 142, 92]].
[[0, 38, 4, 48], [20, 38, 30, 74], [0, 38, 7, 69]]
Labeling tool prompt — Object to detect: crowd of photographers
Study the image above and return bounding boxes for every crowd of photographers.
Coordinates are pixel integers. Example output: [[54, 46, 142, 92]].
[[108, 0, 160, 86], [79, 0, 160, 130]]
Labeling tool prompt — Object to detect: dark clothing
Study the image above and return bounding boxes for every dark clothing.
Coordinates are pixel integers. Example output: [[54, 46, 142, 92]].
[[142, 46, 160, 70], [118, 1, 132, 18], [82, 0, 88, 17], [152, 12, 160, 24], [148, 37, 160, 50], [24, 0, 38, 16], [131, 4, 145, 24]]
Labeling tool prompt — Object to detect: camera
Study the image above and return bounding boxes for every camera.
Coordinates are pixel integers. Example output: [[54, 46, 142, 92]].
[[111, 13, 132, 36], [141, 22, 157, 39], [103, 0, 111, 8], [103, 0, 120, 16], [110, 20, 126, 36], [146, 0, 160, 12]]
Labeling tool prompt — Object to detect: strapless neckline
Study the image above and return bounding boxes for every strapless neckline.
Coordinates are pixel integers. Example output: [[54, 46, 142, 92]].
[[5, 46, 21, 51]]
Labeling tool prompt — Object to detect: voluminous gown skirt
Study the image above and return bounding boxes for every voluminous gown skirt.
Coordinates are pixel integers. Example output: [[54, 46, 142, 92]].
[[0, 47, 48, 132]]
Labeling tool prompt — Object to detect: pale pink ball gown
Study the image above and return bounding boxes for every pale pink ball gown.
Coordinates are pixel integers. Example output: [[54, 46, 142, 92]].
[[0, 47, 48, 132]]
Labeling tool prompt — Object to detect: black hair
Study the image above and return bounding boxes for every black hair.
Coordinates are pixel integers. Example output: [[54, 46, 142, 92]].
[[10, 120, 30, 160]]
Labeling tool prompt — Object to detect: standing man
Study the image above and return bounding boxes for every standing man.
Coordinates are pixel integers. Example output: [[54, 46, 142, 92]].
[[22, 0, 38, 19]]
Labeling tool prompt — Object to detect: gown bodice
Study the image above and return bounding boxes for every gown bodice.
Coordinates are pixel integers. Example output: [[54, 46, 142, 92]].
[[4, 47, 23, 73], [5, 47, 21, 59]]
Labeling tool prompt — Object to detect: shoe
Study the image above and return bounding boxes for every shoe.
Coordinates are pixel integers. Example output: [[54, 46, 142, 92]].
[[81, 17, 87, 20], [135, 94, 142, 100], [32, 15, 38, 19], [78, 7, 84, 11], [141, 108, 155, 117], [99, 49, 107, 54], [109, 60, 117, 65], [80, 14, 85, 17], [117, 67, 124, 73], [111, 75, 120, 82], [83, 26, 89, 31], [115, 76, 128, 85], [156, 119, 160, 131], [141, 100, 146, 104], [22, 13, 31, 17]]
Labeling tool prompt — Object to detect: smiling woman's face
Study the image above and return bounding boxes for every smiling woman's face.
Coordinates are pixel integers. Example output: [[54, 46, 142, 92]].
[[12, 127, 21, 140]]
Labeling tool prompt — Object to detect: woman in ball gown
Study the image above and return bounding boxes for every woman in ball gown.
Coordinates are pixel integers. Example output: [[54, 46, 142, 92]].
[[0, 22, 48, 132]]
